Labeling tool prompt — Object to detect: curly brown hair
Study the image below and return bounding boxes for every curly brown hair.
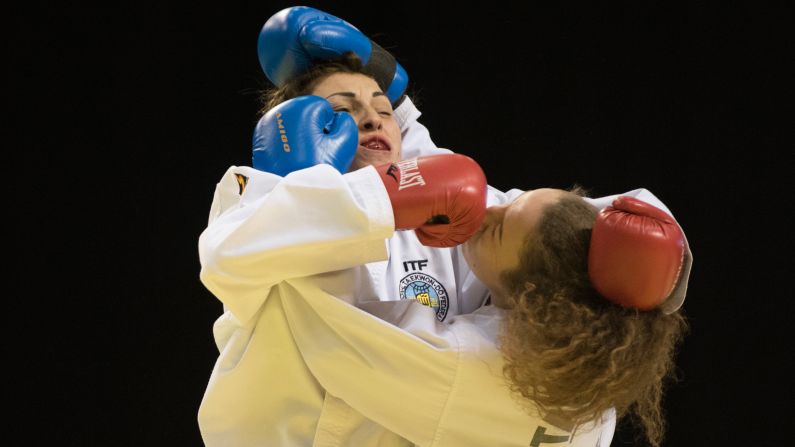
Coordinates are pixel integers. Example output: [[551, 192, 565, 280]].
[[498, 189, 688, 447], [258, 52, 376, 116]]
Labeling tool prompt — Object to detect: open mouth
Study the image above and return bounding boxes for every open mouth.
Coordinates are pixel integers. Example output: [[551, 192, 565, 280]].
[[359, 137, 391, 152]]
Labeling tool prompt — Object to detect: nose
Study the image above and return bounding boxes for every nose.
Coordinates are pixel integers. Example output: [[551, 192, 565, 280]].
[[358, 106, 383, 132]]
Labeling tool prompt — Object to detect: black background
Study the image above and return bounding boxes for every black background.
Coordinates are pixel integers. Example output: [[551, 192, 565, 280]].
[[14, 2, 789, 446]]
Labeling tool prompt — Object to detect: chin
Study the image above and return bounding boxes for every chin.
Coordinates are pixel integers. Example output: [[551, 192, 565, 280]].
[[353, 150, 399, 170], [461, 241, 474, 268]]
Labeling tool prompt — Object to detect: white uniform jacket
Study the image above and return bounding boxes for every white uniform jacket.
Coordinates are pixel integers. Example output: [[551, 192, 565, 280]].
[[197, 97, 674, 446], [280, 274, 619, 447], [198, 96, 510, 446]]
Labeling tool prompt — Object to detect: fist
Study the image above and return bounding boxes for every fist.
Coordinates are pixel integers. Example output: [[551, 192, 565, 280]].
[[252, 96, 358, 176], [588, 196, 686, 311], [376, 154, 488, 247], [257, 6, 408, 105]]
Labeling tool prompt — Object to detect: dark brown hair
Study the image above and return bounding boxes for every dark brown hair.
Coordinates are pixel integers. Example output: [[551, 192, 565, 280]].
[[258, 52, 376, 116]]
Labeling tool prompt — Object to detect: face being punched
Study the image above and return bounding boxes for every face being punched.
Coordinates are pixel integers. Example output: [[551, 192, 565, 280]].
[[310, 73, 403, 171], [462, 188, 568, 307]]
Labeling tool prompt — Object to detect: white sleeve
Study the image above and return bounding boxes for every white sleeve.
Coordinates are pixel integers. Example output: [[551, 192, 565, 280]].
[[279, 279, 461, 446], [584, 187, 675, 216], [395, 96, 527, 208], [199, 164, 395, 324], [394, 96, 453, 158], [487, 185, 526, 206]]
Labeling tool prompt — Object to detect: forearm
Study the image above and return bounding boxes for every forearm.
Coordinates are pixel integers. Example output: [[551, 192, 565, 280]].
[[395, 96, 453, 159], [199, 164, 394, 324], [280, 279, 461, 445], [584, 187, 673, 215]]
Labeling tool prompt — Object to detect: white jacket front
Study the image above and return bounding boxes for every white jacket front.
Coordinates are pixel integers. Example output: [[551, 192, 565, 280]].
[[197, 97, 678, 446]]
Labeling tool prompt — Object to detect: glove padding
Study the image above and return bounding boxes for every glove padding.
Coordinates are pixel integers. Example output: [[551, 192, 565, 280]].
[[257, 6, 409, 106], [252, 95, 358, 176], [588, 196, 686, 311], [375, 154, 488, 248]]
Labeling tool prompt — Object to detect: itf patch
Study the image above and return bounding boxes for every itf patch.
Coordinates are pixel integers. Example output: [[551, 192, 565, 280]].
[[399, 273, 449, 321]]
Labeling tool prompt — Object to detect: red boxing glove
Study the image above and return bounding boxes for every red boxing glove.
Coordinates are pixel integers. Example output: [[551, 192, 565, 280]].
[[588, 196, 686, 311], [376, 154, 487, 247]]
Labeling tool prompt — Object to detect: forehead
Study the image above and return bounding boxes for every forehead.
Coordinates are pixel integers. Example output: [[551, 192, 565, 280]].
[[505, 189, 568, 241], [311, 72, 382, 97]]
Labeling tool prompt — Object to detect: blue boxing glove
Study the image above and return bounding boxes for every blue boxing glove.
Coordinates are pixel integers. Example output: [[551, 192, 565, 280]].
[[252, 96, 358, 176], [257, 6, 408, 106]]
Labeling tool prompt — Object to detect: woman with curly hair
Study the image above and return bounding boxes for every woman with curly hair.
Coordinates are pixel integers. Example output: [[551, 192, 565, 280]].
[[494, 188, 689, 446], [277, 186, 690, 447]]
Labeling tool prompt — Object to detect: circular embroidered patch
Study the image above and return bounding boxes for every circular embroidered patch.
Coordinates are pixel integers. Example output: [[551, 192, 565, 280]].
[[399, 272, 450, 321]]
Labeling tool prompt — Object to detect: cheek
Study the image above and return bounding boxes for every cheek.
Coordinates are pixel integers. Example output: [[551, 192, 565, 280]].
[[463, 237, 486, 276], [462, 241, 474, 266], [385, 120, 402, 156]]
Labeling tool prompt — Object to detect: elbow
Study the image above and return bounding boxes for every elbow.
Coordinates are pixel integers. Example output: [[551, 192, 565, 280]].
[[198, 229, 230, 292]]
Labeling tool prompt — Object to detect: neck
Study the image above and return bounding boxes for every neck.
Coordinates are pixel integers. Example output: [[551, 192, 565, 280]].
[[489, 290, 513, 309]]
